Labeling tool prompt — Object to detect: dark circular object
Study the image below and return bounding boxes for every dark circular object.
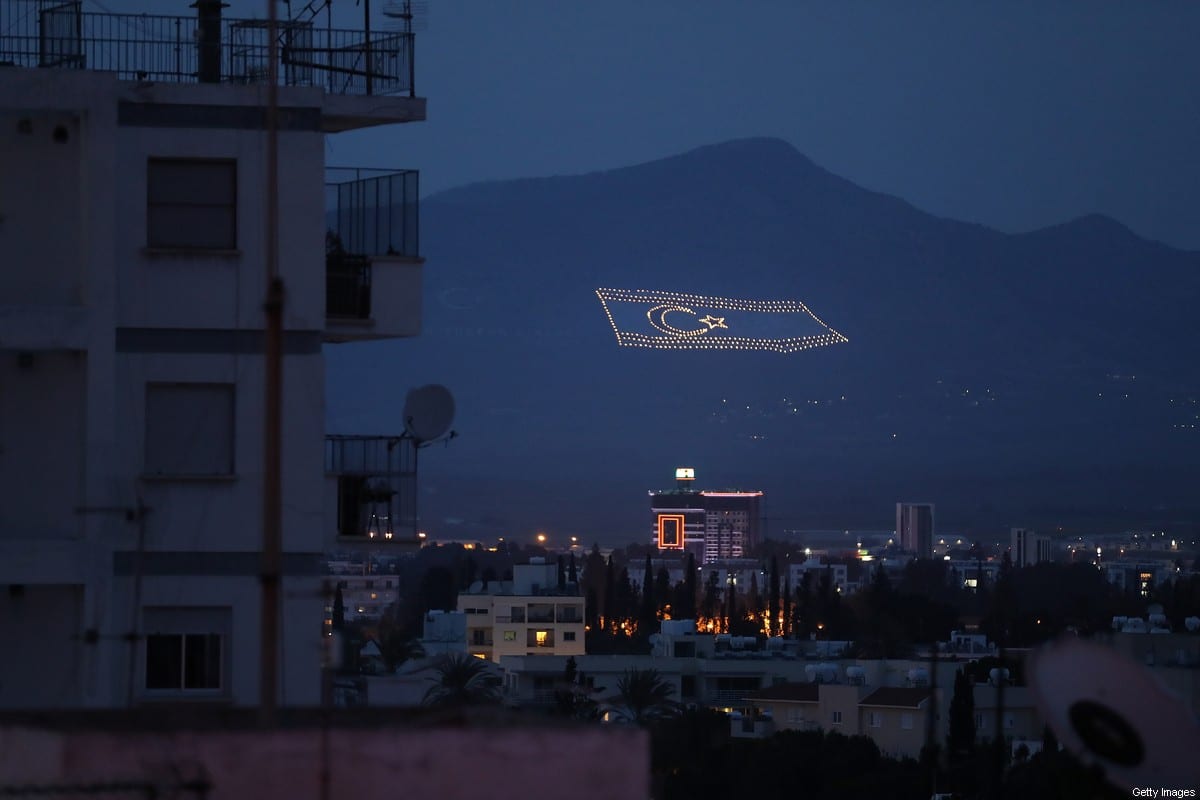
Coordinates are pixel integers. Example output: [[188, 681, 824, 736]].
[[1068, 699, 1145, 766], [53, 125, 69, 143]]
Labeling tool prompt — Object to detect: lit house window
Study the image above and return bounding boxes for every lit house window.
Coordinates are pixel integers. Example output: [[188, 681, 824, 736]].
[[527, 630, 554, 648], [147, 158, 237, 250], [503, 630, 516, 642], [145, 383, 234, 477]]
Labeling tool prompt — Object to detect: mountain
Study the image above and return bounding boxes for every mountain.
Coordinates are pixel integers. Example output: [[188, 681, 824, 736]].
[[326, 138, 1200, 544]]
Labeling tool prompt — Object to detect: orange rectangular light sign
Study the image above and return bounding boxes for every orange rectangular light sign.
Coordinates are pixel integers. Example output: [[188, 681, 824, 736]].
[[657, 514, 686, 549]]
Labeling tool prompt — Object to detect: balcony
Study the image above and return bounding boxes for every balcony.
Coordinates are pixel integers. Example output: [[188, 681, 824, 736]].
[[325, 168, 421, 342], [325, 435, 420, 549], [0, 0, 414, 97]]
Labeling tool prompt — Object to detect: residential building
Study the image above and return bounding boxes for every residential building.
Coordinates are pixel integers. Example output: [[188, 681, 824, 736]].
[[457, 559, 585, 662], [1011, 527, 1052, 567], [0, 0, 423, 708], [896, 503, 934, 560], [650, 469, 762, 563]]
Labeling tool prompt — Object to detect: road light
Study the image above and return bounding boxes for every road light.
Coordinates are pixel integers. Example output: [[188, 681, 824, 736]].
[[536, 533, 546, 544]]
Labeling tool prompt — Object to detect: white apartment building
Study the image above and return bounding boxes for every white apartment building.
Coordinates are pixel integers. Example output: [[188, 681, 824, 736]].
[[0, 0, 423, 707], [457, 560, 586, 662], [1011, 527, 1052, 567]]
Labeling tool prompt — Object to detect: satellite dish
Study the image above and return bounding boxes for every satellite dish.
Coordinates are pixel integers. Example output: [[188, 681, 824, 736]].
[[403, 384, 455, 443], [1028, 637, 1200, 789]]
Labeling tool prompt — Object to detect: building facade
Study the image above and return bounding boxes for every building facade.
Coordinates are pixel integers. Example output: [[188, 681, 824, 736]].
[[896, 502, 934, 560], [1011, 527, 1052, 567], [457, 560, 586, 662], [650, 470, 762, 564], [0, 0, 423, 708]]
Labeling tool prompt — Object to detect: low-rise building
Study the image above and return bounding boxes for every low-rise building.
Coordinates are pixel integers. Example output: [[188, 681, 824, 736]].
[[457, 559, 585, 662]]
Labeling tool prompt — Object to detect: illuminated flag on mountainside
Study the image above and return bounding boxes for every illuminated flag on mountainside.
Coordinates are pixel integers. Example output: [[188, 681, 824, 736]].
[[594, 287, 848, 354]]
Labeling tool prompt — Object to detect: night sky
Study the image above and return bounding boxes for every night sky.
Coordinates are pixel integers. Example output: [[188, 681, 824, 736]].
[[322, 1, 1200, 251]]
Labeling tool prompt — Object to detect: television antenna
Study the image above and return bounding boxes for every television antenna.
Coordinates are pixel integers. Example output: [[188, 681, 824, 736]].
[[383, 0, 428, 32]]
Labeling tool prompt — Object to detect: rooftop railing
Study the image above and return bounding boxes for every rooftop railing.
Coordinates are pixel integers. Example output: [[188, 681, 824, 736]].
[[0, 0, 414, 96]]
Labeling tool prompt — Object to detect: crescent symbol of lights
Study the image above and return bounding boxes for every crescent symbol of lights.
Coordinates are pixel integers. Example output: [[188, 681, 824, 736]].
[[596, 287, 848, 354]]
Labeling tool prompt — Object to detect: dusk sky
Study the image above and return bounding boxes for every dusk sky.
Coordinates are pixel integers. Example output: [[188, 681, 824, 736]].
[[319, 1, 1200, 251]]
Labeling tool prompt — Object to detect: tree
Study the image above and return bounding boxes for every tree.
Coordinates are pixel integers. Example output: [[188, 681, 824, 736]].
[[655, 566, 671, 618], [682, 552, 698, 620], [609, 668, 680, 725], [557, 555, 566, 592], [782, 574, 793, 637], [946, 669, 975, 761], [769, 556, 781, 637], [603, 555, 616, 628], [639, 556, 657, 634], [568, 552, 578, 586], [332, 585, 346, 632], [422, 653, 502, 708], [702, 570, 720, 622]]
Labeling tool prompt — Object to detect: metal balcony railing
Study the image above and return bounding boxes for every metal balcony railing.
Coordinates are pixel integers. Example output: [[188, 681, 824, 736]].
[[326, 168, 419, 259], [326, 435, 417, 538], [0, 0, 414, 96]]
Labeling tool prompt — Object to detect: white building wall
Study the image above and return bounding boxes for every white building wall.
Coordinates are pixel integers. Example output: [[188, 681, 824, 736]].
[[0, 64, 419, 709]]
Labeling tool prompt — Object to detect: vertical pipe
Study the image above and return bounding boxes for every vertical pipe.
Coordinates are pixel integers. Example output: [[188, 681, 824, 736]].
[[363, 0, 371, 94], [260, 0, 284, 725]]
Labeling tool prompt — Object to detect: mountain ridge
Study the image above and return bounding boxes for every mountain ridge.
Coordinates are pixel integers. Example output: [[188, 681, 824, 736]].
[[328, 137, 1200, 542]]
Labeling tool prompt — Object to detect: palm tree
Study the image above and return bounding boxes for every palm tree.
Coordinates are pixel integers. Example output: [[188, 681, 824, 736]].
[[607, 668, 680, 725], [422, 653, 502, 708]]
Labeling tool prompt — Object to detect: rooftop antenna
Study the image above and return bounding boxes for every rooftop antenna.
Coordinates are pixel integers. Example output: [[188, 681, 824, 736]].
[[382, 0, 428, 33]]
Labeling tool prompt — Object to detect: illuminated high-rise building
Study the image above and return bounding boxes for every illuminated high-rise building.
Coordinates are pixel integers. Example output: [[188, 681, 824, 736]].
[[650, 469, 762, 564], [896, 503, 935, 560]]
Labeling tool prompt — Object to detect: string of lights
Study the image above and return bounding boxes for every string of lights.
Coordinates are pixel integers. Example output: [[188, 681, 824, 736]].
[[596, 287, 849, 354]]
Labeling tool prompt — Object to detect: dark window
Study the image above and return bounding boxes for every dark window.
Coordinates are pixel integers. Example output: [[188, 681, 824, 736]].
[[681, 675, 696, 698], [563, 631, 576, 642], [147, 158, 237, 249], [510, 607, 525, 623], [146, 633, 221, 690], [145, 383, 235, 476]]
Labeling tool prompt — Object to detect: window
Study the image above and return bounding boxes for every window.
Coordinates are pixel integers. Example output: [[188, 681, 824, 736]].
[[147, 158, 237, 250], [831, 710, 842, 724], [510, 607, 525, 622], [502, 630, 516, 642], [975, 713, 984, 730], [528, 629, 553, 648], [145, 383, 234, 476], [901, 713, 914, 730], [143, 607, 230, 693], [471, 629, 487, 646], [563, 631, 576, 642], [868, 711, 882, 728]]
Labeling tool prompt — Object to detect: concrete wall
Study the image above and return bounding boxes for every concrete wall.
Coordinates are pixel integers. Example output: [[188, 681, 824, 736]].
[[0, 586, 84, 708], [0, 721, 649, 800]]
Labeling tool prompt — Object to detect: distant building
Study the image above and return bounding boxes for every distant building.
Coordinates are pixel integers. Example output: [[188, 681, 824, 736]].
[[1011, 527, 1052, 567], [650, 469, 762, 563], [896, 503, 935, 559], [457, 559, 585, 662]]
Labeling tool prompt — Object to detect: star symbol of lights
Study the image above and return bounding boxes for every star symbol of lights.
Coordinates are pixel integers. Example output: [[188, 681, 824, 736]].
[[698, 315, 728, 330]]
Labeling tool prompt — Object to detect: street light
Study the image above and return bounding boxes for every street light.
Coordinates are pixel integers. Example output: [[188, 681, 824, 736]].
[[536, 533, 546, 544]]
